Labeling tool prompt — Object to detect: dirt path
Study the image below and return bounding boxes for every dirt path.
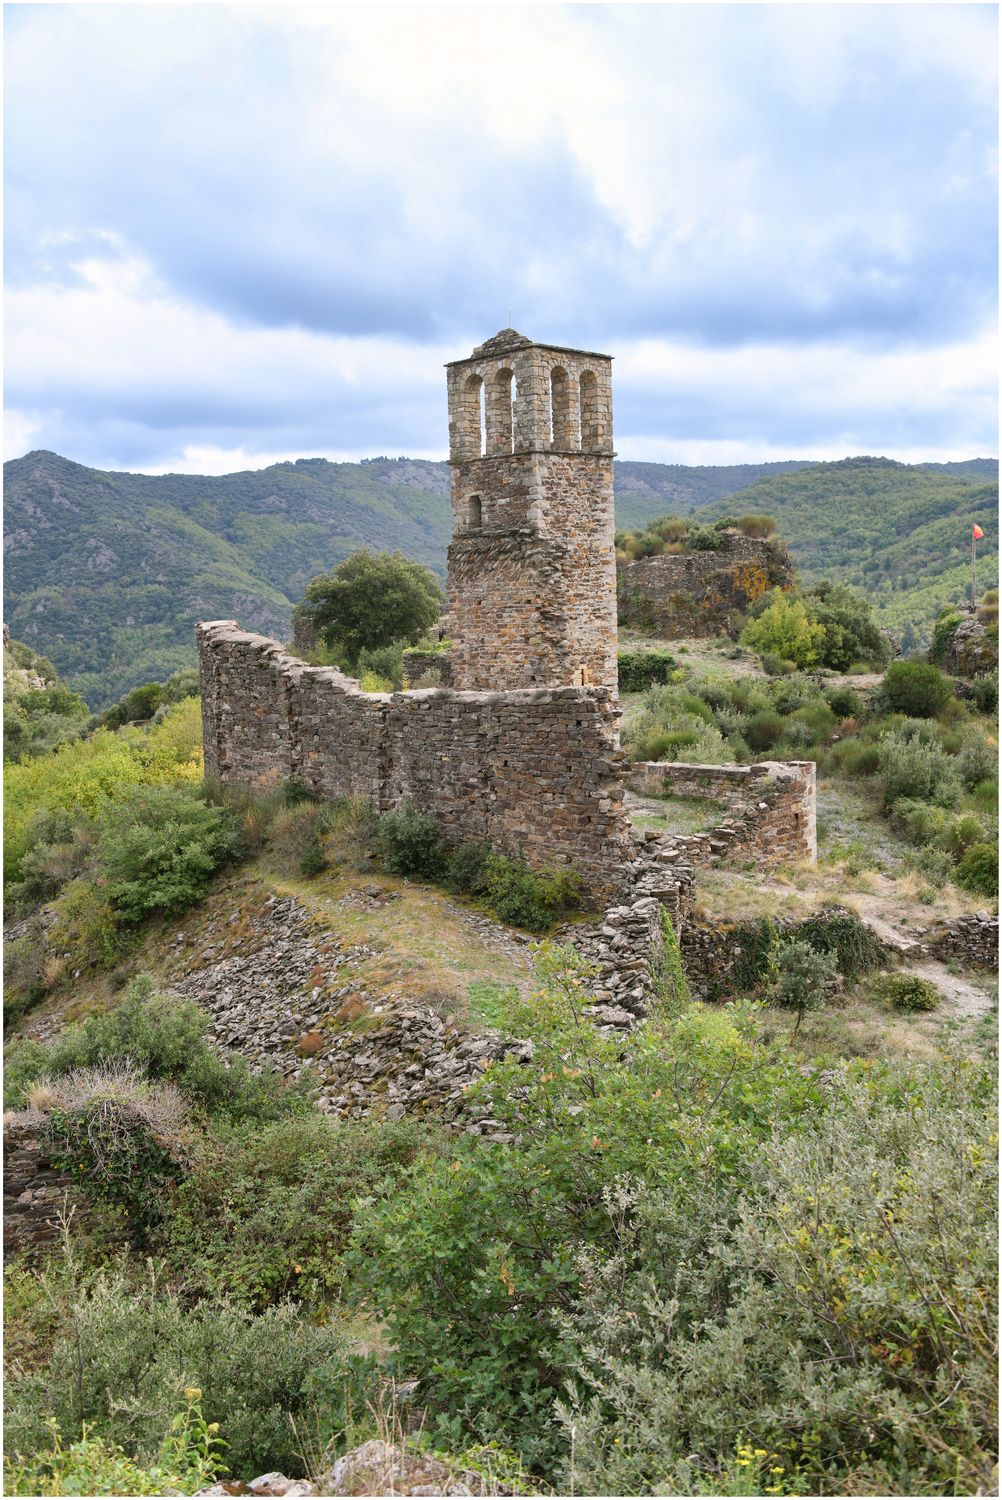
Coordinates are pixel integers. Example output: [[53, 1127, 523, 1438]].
[[898, 959, 996, 1022]]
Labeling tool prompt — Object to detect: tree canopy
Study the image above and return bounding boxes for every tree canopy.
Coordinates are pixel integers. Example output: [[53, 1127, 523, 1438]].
[[299, 549, 443, 666]]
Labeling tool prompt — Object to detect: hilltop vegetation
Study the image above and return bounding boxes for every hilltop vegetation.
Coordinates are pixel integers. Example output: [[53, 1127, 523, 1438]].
[[7, 450, 994, 707], [700, 457, 999, 650]]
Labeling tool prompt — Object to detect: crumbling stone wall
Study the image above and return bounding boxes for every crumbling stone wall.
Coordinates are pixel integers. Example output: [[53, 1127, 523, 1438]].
[[627, 759, 817, 866], [4, 1116, 79, 1259], [198, 622, 632, 901], [618, 532, 794, 638], [921, 912, 998, 970], [402, 648, 452, 687]]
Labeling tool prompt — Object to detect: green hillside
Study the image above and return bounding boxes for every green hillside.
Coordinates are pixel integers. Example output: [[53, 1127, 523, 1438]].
[[703, 457, 999, 650], [4, 450, 997, 705]]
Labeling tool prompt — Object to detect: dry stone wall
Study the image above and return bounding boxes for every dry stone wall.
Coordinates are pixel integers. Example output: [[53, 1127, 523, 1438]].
[[921, 912, 998, 970], [4, 1117, 80, 1259], [618, 532, 793, 638], [628, 759, 817, 867], [198, 622, 632, 901]]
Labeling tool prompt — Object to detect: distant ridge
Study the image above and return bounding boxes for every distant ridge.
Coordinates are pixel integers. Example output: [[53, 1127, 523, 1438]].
[[4, 449, 997, 707]]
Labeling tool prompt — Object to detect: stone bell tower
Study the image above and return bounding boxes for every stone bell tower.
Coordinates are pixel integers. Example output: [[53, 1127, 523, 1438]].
[[445, 328, 617, 692]]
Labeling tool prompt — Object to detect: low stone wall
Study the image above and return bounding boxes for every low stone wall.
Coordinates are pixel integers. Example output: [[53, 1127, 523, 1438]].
[[618, 532, 793, 638], [402, 649, 452, 687], [628, 759, 817, 867], [4, 1117, 78, 1259], [198, 622, 633, 902], [922, 912, 998, 970], [680, 904, 881, 999]]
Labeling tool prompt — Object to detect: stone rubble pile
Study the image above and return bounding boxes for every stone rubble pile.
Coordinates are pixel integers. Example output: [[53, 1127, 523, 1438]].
[[196, 1437, 510, 1496], [167, 894, 532, 1134]]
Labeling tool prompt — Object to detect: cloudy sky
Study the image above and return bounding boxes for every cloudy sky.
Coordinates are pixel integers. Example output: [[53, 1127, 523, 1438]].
[[4, 2, 998, 473]]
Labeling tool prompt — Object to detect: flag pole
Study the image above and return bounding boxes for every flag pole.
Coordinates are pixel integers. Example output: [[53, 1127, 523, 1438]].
[[972, 528, 977, 609]]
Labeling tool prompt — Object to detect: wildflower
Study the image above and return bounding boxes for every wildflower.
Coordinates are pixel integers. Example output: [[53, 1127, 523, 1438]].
[[184, 1387, 202, 1402]]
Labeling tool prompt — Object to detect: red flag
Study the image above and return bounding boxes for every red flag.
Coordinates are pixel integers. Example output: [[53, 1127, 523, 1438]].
[[973, 524, 985, 539]]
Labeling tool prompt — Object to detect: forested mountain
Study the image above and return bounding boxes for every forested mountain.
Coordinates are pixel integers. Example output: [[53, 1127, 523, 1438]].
[[4, 449, 997, 705], [700, 457, 999, 651]]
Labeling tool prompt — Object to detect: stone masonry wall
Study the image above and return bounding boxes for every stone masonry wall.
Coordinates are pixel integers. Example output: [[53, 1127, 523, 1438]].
[[618, 532, 793, 638], [198, 622, 633, 901], [4, 1117, 80, 1259], [628, 759, 817, 867]]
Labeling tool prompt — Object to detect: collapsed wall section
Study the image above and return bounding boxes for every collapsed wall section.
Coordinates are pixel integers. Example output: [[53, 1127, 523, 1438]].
[[197, 622, 632, 900], [628, 759, 817, 866]]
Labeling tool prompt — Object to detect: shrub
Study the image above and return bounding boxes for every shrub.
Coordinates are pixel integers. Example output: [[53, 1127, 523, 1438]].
[[971, 671, 998, 713], [374, 804, 449, 880], [767, 938, 839, 1031], [3, 981, 310, 1123], [958, 736, 998, 790], [825, 684, 863, 719], [356, 640, 406, 690], [5, 1395, 225, 1497], [877, 732, 962, 810], [804, 581, 893, 671], [956, 842, 999, 897], [4, 1268, 369, 1482], [879, 660, 952, 717], [96, 786, 243, 923], [736, 514, 777, 538], [483, 855, 581, 932], [741, 591, 826, 668], [160, 1113, 423, 1308], [795, 908, 885, 978], [902, 845, 956, 888], [266, 801, 333, 876], [39, 1062, 191, 1242], [350, 946, 818, 1476], [744, 709, 786, 752], [46, 879, 122, 974], [623, 684, 736, 766], [554, 1054, 997, 1496], [445, 842, 494, 900], [616, 649, 677, 692], [868, 972, 941, 1012]]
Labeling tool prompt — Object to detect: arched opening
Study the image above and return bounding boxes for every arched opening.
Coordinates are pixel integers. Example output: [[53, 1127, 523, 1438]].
[[550, 366, 577, 449], [579, 370, 599, 452], [468, 493, 482, 530], [463, 373, 485, 458], [487, 368, 515, 455]]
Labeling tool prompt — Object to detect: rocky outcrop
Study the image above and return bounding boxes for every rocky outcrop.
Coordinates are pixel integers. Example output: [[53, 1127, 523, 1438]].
[[618, 530, 794, 638], [942, 608, 998, 677]]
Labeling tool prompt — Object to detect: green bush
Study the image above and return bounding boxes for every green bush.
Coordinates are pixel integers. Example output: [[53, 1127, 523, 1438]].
[[160, 1113, 423, 1308], [4, 1267, 370, 1482], [824, 683, 863, 719], [878, 732, 963, 810], [445, 842, 494, 899], [374, 804, 449, 881], [3, 981, 310, 1122], [804, 581, 893, 671], [795, 909, 885, 978], [741, 591, 826, 668], [5, 1395, 224, 1497], [958, 737, 998, 790], [483, 855, 581, 932], [868, 972, 941, 1012], [97, 786, 243, 922], [956, 842, 999, 897], [767, 937, 839, 1029], [350, 947, 817, 1475], [356, 640, 406, 690], [617, 649, 677, 692], [553, 1053, 997, 1497], [971, 671, 998, 713], [879, 660, 952, 717], [744, 709, 786, 752], [40, 1063, 191, 1243], [266, 801, 332, 876]]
